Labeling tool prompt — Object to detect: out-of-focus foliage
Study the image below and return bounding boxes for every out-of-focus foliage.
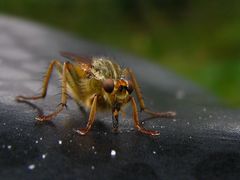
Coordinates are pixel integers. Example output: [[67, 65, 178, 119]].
[[1, 0, 240, 107]]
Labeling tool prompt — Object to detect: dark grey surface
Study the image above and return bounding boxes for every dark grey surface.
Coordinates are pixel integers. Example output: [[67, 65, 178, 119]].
[[0, 15, 240, 180]]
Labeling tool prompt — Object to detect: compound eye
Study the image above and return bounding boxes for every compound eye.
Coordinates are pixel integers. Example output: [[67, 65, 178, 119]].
[[127, 81, 134, 94], [103, 79, 114, 93]]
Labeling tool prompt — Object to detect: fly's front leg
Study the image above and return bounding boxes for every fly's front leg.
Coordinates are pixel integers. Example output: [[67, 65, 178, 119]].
[[130, 96, 160, 136], [74, 95, 98, 135], [127, 68, 176, 118], [112, 103, 121, 132], [112, 109, 119, 133]]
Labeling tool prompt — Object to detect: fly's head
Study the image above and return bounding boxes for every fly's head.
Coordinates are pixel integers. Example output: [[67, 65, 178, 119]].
[[102, 78, 133, 106]]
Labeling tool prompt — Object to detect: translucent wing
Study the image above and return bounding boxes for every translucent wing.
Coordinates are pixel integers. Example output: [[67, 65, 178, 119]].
[[60, 51, 92, 64], [60, 51, 93, 79]]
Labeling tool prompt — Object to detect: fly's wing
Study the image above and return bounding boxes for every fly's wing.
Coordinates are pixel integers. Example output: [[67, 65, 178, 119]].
[[60, 51, 93, 78], [60, 51, 92, 64]]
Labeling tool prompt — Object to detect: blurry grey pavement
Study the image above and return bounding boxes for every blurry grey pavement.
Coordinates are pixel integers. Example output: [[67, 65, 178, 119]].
[[0, 15, 240, 180]]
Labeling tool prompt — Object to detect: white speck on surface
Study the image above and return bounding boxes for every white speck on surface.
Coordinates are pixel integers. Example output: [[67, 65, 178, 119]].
[[3, 123, 6, 126], [91, 146, 95, 150], [203, 107, 207, 112], [111, 150, 116, 157], [173, 119, 176, 122], [187, 122, 190, 125], [94, 151, 97, 155], [91, 165, 95, 170], [160, 126, 165, 129], [42, 153, 47, 159], [2, 145, 5, 148], [189, 136, 192, 139], [209, 114, 213, 118], [58, 140, 62, 145], [7, 145, 12, 149], [40, 137, 43, 141], [28, 164, 35, 170], [141, 121, 145, 125], [35, 140, 38, 144], [153, 151, 157, 154], [69, 139, 72, 143]]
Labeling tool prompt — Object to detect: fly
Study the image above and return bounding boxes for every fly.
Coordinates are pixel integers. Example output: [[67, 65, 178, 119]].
[[16, 52, 176, 136]]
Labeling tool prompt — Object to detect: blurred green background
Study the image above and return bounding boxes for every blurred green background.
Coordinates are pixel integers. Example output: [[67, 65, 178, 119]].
[[1, 0, 240, 107]]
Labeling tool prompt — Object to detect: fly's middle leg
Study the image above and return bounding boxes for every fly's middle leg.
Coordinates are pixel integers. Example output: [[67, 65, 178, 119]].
[[74, 95, 98, 135], [130, 96, 160, 136]]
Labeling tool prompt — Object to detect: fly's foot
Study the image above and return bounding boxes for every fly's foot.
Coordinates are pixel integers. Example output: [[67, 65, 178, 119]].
[[15, 95, 24, 101], [74, 128, 89, 135], [136, 126, 160, 136], [139, 129, 160, 136], [35, 115, 51, 121], [143, 108, 176, 118], [156, 111, 176, 118]]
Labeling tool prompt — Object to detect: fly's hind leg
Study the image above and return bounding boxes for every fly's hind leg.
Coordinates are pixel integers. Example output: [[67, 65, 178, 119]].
[[16, 60, 62, 101], [127, 68, 176, 118], [16, 60, 69, 121]]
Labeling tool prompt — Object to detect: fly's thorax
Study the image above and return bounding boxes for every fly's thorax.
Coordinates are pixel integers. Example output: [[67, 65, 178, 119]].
[[91, 58, 124, 80]]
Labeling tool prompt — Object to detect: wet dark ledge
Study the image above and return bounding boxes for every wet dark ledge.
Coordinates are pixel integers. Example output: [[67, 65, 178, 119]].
[[0, 15, 240, 180]]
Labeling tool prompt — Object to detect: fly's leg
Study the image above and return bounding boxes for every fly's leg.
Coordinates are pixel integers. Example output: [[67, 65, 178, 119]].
[[16, 60, 68, 121], [16, 60, 62, 101], [112, 103, 121, 132], [74, 95, 98, 135], [112, 109, 119, 133], [36, 61, 69, 121], [127, 68, 176, 118], [130, 96, 160, 136]]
